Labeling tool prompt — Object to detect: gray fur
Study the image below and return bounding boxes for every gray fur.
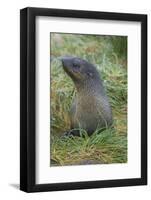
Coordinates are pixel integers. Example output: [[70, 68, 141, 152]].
[[61, 56, 112, 136]]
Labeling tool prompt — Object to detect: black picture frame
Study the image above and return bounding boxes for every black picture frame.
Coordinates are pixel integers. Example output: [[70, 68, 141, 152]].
[[20, 7, 147, 193]]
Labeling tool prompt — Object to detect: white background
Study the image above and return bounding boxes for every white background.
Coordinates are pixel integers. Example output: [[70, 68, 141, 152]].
[[0, 0, 150, 199], [36, 17, 141, 184]]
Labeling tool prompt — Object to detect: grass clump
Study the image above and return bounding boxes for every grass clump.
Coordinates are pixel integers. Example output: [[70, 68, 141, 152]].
[[51, 128, 127, 165], [50, 33, 127, 166]]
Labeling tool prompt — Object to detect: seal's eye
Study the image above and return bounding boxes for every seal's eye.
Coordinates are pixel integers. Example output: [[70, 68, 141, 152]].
[[72, 63, 80, 73], [73, 63, 80, 69]]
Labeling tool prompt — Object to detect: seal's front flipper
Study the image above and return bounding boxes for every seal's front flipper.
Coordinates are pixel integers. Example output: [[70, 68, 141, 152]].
[[62, 130, 80, 137]]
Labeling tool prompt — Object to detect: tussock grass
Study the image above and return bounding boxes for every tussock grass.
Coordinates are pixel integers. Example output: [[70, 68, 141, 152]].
[[50, 33, 127, 166], [51, 128, 127, 165]]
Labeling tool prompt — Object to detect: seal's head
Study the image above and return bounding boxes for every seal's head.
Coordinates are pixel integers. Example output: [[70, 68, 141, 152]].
[[60, 56, 100, 85]]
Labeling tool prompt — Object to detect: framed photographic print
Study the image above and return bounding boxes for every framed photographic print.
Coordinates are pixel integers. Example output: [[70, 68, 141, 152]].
[[20, 7, 147, 192]]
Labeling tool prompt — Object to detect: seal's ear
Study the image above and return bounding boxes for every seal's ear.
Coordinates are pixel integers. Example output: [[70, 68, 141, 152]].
[[87, 71, 93, 77]]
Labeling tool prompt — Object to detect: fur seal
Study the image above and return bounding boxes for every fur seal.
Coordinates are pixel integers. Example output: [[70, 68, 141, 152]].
[[61, 56, 112, 136]]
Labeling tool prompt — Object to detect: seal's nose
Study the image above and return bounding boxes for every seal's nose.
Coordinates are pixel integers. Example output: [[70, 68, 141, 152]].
[[59, 56, 71, 61], [58, 56, 66, 66], [58, 56, 74, 67], [58, 56, 66, 63]]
